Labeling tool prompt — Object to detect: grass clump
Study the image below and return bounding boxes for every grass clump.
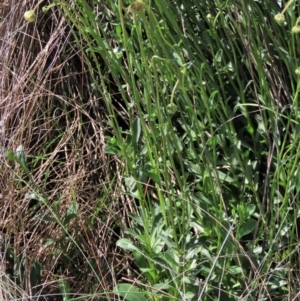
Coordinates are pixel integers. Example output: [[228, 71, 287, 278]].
[[1, 0, 300, 300]]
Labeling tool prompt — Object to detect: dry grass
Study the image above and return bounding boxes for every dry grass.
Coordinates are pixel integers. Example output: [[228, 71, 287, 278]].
[[0, 1, 136, 299]]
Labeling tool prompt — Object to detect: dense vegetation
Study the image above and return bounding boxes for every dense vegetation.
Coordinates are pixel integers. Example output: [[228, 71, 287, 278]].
[[1, 0, 300, 300]]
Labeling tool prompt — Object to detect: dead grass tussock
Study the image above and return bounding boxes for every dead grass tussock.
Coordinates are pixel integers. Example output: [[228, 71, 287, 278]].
[[0, 1, 136, 299]]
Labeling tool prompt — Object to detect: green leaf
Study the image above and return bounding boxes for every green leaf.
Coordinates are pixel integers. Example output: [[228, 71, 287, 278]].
[[133, 251, 155, 282], [30, 259, 42, 292], [125, 176, 141, 200], [128, 212, 143, 225], [228, 265, 243, 274], [184, 160, 203, 177], [246, 204, 256, 218], [116, 238, 141, 253], [154, 249, 180, 272], [41, 215, 60, 223], [116, 25, 122, 35], [246, 123, 254, 134], [113, 284, 149, 301], [238, 219, 257, 239], [6, 146, 29, 174], [63, 202, 78, 226], [59, 278, 71, 301], [172, 51, 183, 66], [216, 170, 234, 183], [147, 169, 160, 184], [159, 234, 176, 249], [124, 229, 142, 240], [153, 282, 171, 291], [215, 49, 223, 63], [185, 244, 206, 260], [132, 117, 141, 152]]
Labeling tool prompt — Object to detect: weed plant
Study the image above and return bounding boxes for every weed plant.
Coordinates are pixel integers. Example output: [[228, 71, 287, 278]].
[[1, 0, 300, 300]]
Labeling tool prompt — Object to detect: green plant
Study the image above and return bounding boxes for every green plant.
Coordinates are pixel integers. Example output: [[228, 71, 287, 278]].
[[5, 0, 300, 299]]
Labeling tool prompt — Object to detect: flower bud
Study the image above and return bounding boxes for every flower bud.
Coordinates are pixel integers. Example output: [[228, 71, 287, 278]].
[[292, 26, 300, 34], [166, 103, 178, 115], [274, 13, 285, 25], [130, 1, 144, 14], [24, 10, 36, 22]]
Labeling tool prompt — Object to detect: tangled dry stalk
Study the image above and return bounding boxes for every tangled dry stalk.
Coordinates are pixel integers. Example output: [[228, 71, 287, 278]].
[[0, 1, 136, 299]]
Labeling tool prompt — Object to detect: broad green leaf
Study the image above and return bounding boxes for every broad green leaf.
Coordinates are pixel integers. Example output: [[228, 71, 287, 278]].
[[113, 284, 149, 301], [116, 238, 141, 253], [128, 212, 143, 225], [159, 234, 176, 249], [190, 221, 205, 234], [148, 169, 160, 184], [184, 160, 203, 177], [133, 251, 155, 282], [246, 204, 256, 218], [155, 251, 179, 272], [185, 244, 206, 260], [216, 170, 234, 183], [152, 238, 165, 254], [238, 219, 257, 239], [153, 282, 171, 291], [197, 246, 211, 258], [124, 229, 142, 240]]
